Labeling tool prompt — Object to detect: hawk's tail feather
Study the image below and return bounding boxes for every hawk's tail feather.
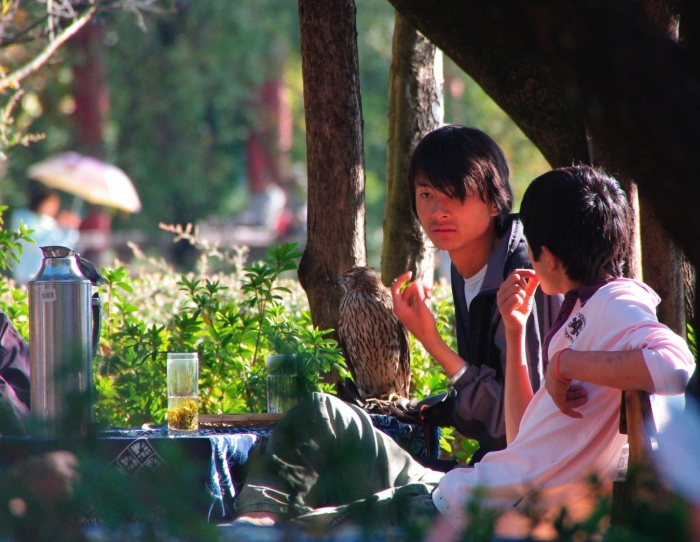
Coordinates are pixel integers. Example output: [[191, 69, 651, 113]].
[[335, 376, 363, 407]]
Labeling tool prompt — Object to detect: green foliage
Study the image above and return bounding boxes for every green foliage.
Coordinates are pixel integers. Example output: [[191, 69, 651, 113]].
[[454, 436, 480, 464], [0, 444, 218, 542], [0, 204, 35, 271], [83, 224, 459, 430], [0, 90, 46, 161], [687, 323, 696, 361], [0, 207, 32, 337], [94, 241, 345, 428], [99, 1, 304, 233]]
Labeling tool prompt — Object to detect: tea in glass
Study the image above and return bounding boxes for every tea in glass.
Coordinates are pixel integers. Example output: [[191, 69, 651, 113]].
[[167, 353, 199, 434]]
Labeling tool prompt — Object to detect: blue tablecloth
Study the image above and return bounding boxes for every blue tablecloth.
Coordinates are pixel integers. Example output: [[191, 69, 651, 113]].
[[92, 424, 277, 523], [104, 414, 435, 521], [0, 414, 437, 525]]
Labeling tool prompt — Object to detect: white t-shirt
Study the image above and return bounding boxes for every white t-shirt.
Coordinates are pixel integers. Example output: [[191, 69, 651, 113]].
[[462, 264, 487, 310]]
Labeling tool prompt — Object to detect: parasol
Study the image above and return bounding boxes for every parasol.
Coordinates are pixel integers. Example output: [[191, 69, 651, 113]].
[[27, 152, 142, 213]]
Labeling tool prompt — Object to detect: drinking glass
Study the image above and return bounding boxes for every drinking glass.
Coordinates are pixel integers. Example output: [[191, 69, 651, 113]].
[[167, 353, 199, 434], [266, 354, 297, 414]]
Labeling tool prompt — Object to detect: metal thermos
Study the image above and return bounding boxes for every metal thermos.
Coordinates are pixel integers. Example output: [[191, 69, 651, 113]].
[[28, 246, 103, 438]]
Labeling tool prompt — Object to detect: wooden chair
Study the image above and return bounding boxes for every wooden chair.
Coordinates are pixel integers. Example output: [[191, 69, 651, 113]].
[[610, 389, 656, 525]]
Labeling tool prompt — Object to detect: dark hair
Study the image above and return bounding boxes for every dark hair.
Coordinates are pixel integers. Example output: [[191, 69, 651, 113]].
[[27, 179, 56, 212], [407, 125, 514, 236], [520, 165, 633, 285]]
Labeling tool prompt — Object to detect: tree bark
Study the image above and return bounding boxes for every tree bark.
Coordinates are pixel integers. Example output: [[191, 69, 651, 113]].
[[385, 0, 590, 170], [381, 12, 441, 287], [71, 21, 109, 159], [637, 0, 685, 335], [297, 0, 367, 334], [640, 203, 686, 334]]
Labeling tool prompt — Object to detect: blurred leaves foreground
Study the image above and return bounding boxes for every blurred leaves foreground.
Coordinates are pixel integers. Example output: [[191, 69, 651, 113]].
[[0, 224, 696, 540]]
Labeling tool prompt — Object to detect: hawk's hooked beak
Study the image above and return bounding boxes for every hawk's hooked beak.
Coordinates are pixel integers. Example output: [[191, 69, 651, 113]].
[[336, 277, 347, 293]]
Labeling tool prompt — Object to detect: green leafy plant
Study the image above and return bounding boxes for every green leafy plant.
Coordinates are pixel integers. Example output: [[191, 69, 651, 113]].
[[687, 323, 696, 360], [0, 89, 46, 161], [93, 241, 346, 428], [0, 206, 34, 338]]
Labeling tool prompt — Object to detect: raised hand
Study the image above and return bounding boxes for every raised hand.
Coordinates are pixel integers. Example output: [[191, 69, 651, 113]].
[[389, 271, 437, 346], [496, 269, 540, 332]]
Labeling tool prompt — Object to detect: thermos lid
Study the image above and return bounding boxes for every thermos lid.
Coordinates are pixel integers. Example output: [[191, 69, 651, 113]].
[[40, 245, 76, 258], [36, 246, 105, 286]]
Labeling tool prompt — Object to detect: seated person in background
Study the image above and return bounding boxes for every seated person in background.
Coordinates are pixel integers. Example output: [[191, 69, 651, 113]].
[[233, 165, 693, 534], [10, 180, 80, 284], [393, 125, 561, 463], [0, 312, 30, 435]]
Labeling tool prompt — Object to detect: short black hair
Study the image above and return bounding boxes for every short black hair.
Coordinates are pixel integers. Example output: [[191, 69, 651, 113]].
[[407, 125, 514, 236], [27, 179, 56, 212], [520, 165, 633, 285]]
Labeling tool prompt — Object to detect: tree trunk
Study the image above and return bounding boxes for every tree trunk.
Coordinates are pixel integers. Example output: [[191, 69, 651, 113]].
[[71, 21, 109, 159], [640, 203, 686, 334], [637, 1, 685, 335], [381, 12, 441, 287], [297, 0, 366, 334]]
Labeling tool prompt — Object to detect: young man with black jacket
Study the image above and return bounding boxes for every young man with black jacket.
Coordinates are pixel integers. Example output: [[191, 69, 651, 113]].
[[392, 125, 561, 461]]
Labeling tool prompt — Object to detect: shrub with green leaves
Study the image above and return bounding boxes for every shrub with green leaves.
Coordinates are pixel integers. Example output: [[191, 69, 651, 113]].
[[87, 227, 468, 431], [0, 206, 34, 337], [93, 242, 346, 428]]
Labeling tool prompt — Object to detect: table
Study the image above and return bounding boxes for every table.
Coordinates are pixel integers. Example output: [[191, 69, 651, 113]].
[[0, 413, 436, 526]]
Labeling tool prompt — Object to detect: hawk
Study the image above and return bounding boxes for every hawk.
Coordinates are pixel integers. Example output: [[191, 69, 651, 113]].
[[336, 267, 410, 399]]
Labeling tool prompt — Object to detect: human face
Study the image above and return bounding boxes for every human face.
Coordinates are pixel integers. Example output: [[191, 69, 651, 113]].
[[415, 175, 499, 257]]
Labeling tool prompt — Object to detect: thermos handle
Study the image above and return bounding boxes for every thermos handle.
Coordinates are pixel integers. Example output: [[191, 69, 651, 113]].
[[91, 293, 102, 357], [78, 256, 106, 286]]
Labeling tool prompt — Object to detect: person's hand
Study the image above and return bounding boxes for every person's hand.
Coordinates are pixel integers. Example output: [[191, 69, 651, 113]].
[[390, 271, 438, 345], [545, 349, 588, 418], [496, 269, 539, 333], [565, 384, 589, 408]]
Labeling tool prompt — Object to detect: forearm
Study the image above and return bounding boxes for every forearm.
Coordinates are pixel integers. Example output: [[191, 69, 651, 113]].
[[419, 332, 467, 378], [504, 327, 534, 444], [557, 349, 654, 392]]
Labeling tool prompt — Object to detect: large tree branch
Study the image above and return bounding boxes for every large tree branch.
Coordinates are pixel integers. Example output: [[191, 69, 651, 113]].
[[385, 0, 590, 168], [531, 0, 700, 268]]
